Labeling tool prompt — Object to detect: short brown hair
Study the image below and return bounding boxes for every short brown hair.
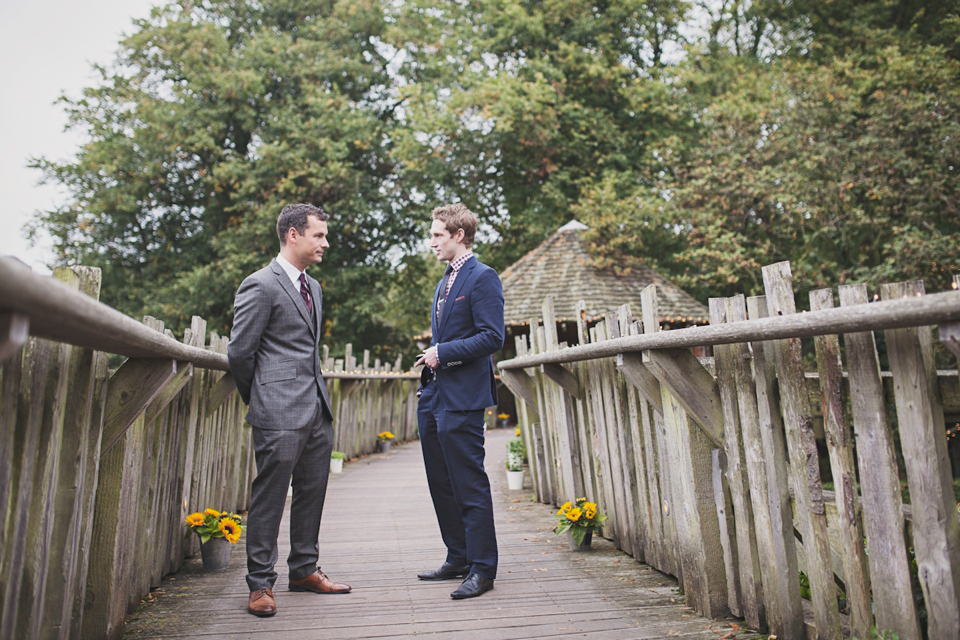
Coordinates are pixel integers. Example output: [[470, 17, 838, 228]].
[[277, 203, 329, 245], [432, 203, 477, 249]]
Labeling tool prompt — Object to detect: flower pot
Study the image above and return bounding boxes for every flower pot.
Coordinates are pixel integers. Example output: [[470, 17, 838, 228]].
[[506, 469, 525, 490], [200, 537, 232, 571], [567, 529, 593, 551], [330, 458, 343, 473], [378, 440, 391, 453]]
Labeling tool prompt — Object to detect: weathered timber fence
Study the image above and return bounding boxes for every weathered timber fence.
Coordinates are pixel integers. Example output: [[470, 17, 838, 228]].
[[0, 257, 418, 640], [498, 261, 960, 640]]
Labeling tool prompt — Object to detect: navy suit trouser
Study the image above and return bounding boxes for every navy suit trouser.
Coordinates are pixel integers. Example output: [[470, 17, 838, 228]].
[[417, 383, 498, 580]]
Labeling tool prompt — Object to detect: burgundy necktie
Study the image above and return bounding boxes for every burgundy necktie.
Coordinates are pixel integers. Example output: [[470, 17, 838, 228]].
[[298, 272, 312, 313]]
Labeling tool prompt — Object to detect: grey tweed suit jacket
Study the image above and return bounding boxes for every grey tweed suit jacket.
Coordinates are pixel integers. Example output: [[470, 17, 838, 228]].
[[228, 259, 333, 429]]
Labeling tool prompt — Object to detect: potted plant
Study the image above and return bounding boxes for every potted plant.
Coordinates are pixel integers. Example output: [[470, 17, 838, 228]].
[[185, 508, 245, 571], [553, 498, 607, 550], [497, 412, 510, 429], [330, 450, 345, 473], [505, 436, 525, 490], [377, 431, 395, 453]]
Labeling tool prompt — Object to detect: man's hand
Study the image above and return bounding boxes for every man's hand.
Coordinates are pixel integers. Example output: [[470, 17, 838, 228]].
[[415, 345, 440, 370]]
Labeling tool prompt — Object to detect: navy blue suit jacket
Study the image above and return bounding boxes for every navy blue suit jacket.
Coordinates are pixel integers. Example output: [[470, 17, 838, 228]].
[[431, 255, 505, 411]]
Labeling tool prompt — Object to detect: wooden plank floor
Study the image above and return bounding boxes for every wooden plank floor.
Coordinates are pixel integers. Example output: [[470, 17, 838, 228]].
[[123, 428, 758, 639]]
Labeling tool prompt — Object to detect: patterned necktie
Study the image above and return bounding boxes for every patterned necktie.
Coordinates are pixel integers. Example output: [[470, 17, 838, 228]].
[[298, 272, 312, 313], [436, 265, 453, 320]]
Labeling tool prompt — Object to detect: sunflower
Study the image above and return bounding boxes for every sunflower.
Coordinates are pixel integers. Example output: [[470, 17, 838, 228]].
[[203, 508, 221, 518], [219, 518, 242, 544], [558, 501, 572, 515], [566, 507, 582, 522], [186, 512, 205, 527], [583, 502, 598, 519]]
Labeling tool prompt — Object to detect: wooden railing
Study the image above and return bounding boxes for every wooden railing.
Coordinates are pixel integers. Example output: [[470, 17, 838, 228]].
[[0, 257, 418, 640], [498, 261, 960, 640]]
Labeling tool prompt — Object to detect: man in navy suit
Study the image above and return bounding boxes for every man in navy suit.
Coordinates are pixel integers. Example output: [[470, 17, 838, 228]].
[[414, 203, 505, 599]]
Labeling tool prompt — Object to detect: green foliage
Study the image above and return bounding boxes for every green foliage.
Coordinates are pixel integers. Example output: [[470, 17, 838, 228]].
[[506, 436, 526, 470], [28, 0, 960, 361], [330, 451, 346, 460], [31, 0, 419, 353], [664, 47, 959, 301], [389, 0, 694, 272]]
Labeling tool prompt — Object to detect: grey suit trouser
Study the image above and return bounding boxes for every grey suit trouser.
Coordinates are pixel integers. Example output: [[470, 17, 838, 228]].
[[246, 399, 334, 591]]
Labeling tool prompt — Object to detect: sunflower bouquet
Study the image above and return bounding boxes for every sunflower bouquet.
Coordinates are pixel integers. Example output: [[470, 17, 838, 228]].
[[553, 498, 606, 546], [186, 508, 245, 544], [377, 431, 395, 442]]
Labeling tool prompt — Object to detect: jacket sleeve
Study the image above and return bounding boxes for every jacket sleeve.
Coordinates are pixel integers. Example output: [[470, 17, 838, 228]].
[[227, 276, 269, 405]]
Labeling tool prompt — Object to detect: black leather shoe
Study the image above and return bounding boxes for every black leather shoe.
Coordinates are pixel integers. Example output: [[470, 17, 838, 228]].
[[450, 573, 494, 599], [418, 562, 471, 581]]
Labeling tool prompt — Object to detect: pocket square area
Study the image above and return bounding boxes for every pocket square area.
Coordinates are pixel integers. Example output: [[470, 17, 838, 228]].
[[455, 296, 466, 301]]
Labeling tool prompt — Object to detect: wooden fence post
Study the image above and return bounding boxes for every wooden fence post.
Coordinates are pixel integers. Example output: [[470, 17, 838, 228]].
[[838, 283, 921, 639], [809, 288, 872, 638], [641, 285, 728, 618], [710, 297, 764, 630], [762, 262, 841, 640], [742, 296, 805, 640], [882, 280, 960, 640], [540, 296, 582, 504]]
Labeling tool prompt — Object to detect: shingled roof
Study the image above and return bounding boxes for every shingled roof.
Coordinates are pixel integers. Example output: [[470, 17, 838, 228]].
[[500, 220, 708, 328]]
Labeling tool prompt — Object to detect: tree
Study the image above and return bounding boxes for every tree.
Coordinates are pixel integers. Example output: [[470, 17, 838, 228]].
[[388, 0, 694, 271], [665, 47, 960, 301], [31, 0, 420, 359]]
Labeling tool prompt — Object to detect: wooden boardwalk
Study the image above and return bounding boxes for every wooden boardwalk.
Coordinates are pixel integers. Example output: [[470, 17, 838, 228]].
[[123, 428, 755, 639]]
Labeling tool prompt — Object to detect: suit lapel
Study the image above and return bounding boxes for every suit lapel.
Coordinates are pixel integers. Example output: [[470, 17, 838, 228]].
[[271, 260, 315, 333], [430, 278, 443, 341], [307, 276, 321, 339]]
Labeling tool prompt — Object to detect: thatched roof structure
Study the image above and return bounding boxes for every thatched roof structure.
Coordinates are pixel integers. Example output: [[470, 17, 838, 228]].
[[413, 220, 707, 347], [500, 220, 707, 332]]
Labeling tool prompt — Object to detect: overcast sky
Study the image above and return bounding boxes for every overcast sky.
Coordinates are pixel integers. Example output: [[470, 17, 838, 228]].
[[0, 0, 157, 274]]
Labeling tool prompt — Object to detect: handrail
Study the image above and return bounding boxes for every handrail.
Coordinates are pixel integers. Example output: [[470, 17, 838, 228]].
[[498, 288, 960, 370], [1, 256, 229, 369], [0, 256, 421, 377]]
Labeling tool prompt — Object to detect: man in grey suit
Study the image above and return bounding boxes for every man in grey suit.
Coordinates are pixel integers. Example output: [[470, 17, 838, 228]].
[[228, 202, 351, 618]]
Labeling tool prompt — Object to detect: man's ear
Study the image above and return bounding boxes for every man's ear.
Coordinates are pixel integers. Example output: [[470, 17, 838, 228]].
[[286, 227, 299, 243]]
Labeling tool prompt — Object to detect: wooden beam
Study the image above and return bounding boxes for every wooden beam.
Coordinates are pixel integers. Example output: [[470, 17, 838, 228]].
[[0, 311, 29, 363], [101, 358, 178, 457], [616, 352, 663, 415], [540, 362, 580, 399], [500, 369, 539, 415], [143, 362, 194, 425], [0, 256, 227, 369], [499, 287, 960, 370], [204, 371, 237, 415], [644, 348, 724, 448]]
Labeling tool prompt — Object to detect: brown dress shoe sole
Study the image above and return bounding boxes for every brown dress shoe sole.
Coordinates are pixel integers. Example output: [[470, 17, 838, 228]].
[[288, 584, 351, 594]]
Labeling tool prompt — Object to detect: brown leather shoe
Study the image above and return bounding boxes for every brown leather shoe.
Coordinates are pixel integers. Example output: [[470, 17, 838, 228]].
[[289, 569, 351, 594], [248, 588, 277, 616]]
